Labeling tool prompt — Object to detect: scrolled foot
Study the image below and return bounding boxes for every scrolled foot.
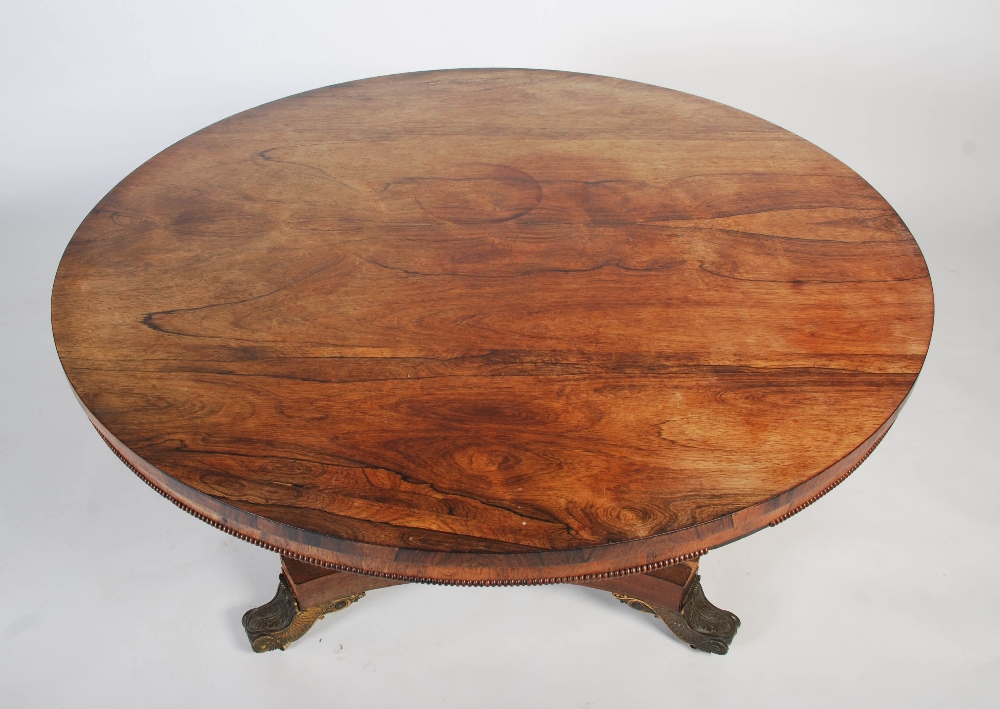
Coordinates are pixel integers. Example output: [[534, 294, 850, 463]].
[[242, 573, 364, 653], [615, 575, 740, 655]]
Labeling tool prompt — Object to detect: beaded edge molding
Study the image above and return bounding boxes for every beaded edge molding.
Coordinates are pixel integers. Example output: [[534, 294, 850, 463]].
[[92, 424, 706, 586], [769, 427, 890, 527], [93, 420, 890, 585]]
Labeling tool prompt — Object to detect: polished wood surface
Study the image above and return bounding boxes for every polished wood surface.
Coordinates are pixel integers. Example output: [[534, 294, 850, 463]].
[[51, 69, 933, 584]]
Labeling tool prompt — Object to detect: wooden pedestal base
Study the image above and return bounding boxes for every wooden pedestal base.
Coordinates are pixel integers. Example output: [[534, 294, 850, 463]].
[[578, 560, 740, 655], [242, 556, 739, 654], [241, 557, 403, 652]]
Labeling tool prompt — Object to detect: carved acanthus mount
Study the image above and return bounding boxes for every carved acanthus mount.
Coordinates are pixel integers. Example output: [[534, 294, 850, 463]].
[[614, 575, 740, 654], [242, 574, 364, 653]]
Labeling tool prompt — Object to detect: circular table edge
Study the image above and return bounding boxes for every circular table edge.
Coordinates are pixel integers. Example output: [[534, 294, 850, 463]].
[[77, 390, 909, 586]]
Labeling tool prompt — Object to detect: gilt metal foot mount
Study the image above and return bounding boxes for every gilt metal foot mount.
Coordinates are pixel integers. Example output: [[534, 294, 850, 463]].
[[242, 573, 364, 653], [614, 575, 740, 654]]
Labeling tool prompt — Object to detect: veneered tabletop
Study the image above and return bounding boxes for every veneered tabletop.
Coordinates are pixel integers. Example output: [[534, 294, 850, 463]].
[[51, 69, 933, 585]]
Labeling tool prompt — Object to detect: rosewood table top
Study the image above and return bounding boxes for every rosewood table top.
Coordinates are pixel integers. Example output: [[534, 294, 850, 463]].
[[51, 69, 934, 587]]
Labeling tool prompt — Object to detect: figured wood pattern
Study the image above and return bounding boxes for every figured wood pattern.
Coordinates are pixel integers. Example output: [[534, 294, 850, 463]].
[[52, 70, 933, 584]]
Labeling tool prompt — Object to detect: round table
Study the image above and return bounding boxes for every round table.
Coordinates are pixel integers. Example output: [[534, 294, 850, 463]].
[[51, 69, 934, 655]]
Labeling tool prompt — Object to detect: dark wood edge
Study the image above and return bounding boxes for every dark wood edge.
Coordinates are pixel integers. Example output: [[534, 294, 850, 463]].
[[281, 556, 405, 609], [79, 392, 905, 586]]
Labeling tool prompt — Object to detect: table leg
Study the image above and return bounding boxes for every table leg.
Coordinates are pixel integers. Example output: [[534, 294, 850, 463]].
[[242, 556, 405, 652], [577, 559, 740, 654], [243, 557, 738, 654]]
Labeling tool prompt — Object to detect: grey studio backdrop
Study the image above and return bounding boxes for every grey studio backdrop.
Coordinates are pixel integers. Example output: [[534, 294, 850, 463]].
[[1, 1, 997, 707]]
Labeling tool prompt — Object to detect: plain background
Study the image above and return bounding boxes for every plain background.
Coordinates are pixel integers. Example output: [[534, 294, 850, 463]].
[[1, 1, 998, 706]]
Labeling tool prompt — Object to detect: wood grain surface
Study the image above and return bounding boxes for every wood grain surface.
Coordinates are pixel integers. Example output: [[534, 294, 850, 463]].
[[51, 69, 934, 584]]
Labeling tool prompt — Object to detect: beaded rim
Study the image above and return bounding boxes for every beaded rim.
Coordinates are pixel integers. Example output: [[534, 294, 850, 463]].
[[769, 427, 890, 527], [92, 423, 708, 586], [92, 412, 891, 586]]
